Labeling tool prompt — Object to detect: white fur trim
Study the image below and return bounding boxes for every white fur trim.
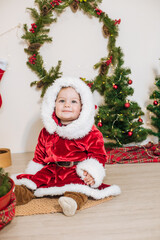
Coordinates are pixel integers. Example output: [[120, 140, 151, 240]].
[[76, 158, 105, 188], [34, 183, 121, 199], [41, 77, 95, 139], [11, 174, 37, 190], [0, 59, 7, 71], [25, 160, 44, 174]]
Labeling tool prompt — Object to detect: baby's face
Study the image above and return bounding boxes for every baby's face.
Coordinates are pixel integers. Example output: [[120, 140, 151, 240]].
[[55, 87, 82, 125]]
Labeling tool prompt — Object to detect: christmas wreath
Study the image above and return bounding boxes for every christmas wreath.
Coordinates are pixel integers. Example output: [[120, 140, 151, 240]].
[[22, 0, 121, 97], [22, 0, 149, 147]]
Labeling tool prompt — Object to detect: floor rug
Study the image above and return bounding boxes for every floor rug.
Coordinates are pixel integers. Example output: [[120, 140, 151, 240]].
[[15, 196, 112, 216]]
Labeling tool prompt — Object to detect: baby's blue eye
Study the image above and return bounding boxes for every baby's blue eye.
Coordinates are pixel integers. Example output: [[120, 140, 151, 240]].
[[72, 100, 77, 103], [59, 99, 65, 103]]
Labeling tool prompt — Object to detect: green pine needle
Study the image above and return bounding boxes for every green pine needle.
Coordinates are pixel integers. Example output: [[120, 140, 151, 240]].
[[0, 168, 11, 197]]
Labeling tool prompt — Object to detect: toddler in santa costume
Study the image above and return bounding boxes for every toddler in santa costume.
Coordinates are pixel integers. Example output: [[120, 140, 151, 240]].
[[12, 77, 121, 216]]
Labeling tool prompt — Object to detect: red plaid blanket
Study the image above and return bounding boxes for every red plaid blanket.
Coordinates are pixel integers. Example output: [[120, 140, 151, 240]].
[[0, 192, 16, 230], [105, 142, 160, 164]]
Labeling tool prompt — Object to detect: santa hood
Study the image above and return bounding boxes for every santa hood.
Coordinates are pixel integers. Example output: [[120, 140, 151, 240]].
[[41, 77, 95, 139]]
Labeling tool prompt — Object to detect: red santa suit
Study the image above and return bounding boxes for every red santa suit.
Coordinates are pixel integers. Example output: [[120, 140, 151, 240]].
[[12, 77, 121, 199]]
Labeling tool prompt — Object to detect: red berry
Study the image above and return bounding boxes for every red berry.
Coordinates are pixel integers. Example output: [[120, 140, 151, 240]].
[[87, 83, 93, 88]]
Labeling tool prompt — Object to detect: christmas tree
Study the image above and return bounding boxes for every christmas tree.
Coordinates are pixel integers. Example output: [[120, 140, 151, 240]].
[[92, 48, 149, 147], [147, 75, 160, 141]]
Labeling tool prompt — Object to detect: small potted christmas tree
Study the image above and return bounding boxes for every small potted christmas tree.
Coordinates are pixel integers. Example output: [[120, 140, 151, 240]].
[[92, 48, 149, 147], [0, 168, 16, 230], [0, 168, 15, 211]]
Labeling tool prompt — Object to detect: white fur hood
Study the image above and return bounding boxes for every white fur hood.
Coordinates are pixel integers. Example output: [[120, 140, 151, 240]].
[[41, 77, 95, 139]]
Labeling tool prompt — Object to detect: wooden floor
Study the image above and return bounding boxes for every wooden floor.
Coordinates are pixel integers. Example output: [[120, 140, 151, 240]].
[[1, 152, 160, 240]]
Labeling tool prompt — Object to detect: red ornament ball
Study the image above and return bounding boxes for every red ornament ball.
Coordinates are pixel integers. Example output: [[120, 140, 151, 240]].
[[128, 79, 133, 85], [138, 118, 143, 123], [113, 84, 118, 89], [153, 100, 158, 106], [124, 102, 130, 108], [98, 121, 102, 127], [151, 146, 156, 151], [128, 131, 133, 136]]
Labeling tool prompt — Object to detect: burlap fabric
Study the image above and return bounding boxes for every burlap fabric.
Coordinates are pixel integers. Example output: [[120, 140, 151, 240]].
[[15, 196, 112, 216]]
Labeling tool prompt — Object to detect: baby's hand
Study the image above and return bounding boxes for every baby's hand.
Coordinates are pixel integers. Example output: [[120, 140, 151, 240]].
[[83, 170, 95, 186]]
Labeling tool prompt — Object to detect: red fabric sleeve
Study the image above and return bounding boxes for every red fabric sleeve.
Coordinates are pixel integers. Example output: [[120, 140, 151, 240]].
[[32, 128, 48, 165], [86, 125, 108, 166]]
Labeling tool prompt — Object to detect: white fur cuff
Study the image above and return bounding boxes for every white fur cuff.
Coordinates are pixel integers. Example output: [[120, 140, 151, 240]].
[[11, 173, 37, 190], [0, 59, 7, 71], [76, 158, 105, 188], [25, 160, 44, 174]]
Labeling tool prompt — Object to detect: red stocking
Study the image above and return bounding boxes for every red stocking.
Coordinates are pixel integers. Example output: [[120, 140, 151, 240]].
[[0, 59, 7, 108]]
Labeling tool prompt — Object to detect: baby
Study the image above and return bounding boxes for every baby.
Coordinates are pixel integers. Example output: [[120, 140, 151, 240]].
[[12, 77, 120, 216], [55, 86, 95, 186]]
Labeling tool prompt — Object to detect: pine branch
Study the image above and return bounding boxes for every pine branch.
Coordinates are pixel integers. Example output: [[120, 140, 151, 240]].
[[40, 61, 62, 97], [27, 8, 40, 20]]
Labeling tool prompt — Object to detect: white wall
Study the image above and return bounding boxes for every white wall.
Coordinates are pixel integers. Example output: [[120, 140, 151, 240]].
[[0, 0, 160, 153]]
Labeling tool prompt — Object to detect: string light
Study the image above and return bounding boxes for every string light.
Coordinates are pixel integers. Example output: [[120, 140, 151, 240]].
[[142, 146, 159, 159], [111, 114, 122, 145], [0, 24, 21, 38]]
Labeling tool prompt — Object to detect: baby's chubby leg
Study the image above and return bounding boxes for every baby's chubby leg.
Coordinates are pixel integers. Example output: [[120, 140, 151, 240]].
[[14, 185, 35, 205]]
